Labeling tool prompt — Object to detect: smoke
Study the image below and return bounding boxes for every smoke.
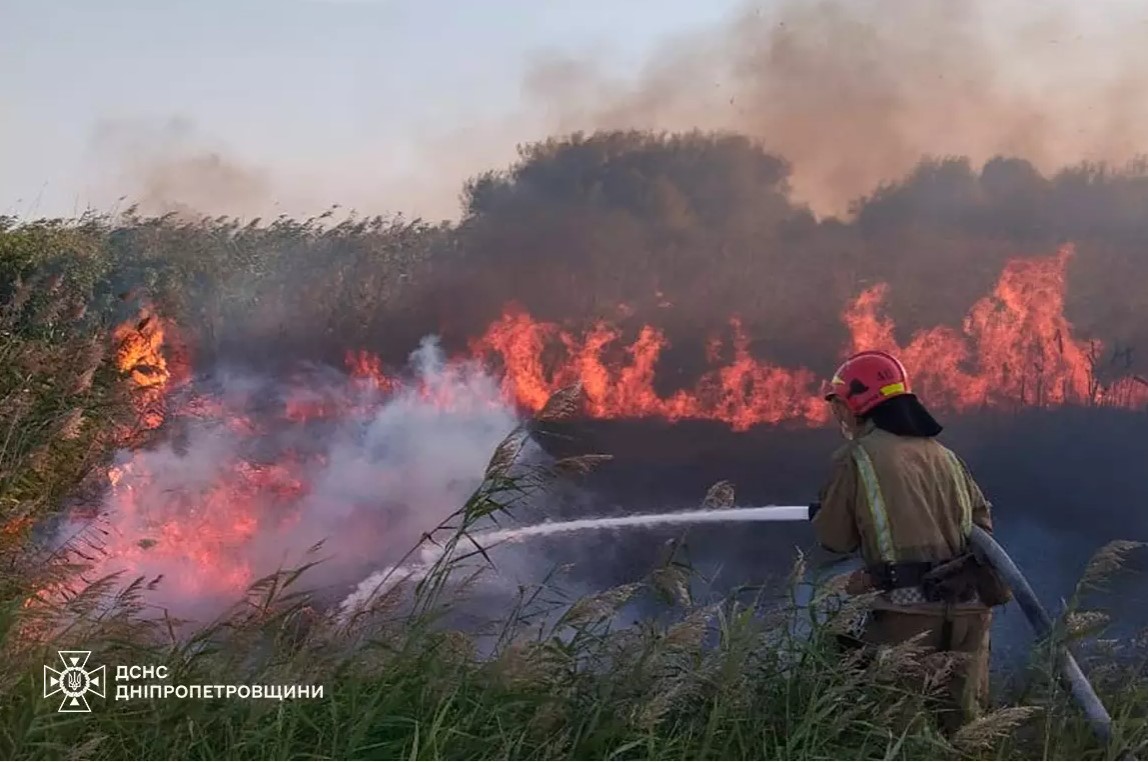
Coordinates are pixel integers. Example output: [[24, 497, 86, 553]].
[[84, 113, 534, 224], [82, 1, 1148, 222], [64, 337, 521, 622], [87, 117, 281, 220], [524, 0, 1148, 217], [246, 338, 520, 586]]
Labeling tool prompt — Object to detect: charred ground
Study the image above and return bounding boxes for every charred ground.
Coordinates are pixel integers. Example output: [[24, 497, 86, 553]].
[[529, 407, 1148, 603]]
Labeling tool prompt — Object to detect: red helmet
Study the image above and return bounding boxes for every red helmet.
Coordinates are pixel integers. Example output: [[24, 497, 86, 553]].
[[824, 350, 911, 416]]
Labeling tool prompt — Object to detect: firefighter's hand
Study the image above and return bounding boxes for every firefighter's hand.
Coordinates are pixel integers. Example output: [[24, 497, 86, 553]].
[[845, 569, 874, 595]]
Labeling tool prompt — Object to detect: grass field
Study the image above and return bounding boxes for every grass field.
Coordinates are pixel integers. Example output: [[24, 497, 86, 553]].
[[1, 211, 1146, 760]]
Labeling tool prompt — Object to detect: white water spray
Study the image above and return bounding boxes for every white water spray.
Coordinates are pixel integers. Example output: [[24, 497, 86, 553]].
[[476, 505, 810, 544], [338, 505, 809, 620]]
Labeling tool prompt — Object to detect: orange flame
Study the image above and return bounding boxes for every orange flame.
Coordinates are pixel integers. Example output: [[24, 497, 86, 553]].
[[845, 244, 1099, 410], [112, 304, 190, 432], [467, 244, 1141, 428], [98, 457, 307, 597], [346, 349, 397, 393], [468, 312, 827, 429]]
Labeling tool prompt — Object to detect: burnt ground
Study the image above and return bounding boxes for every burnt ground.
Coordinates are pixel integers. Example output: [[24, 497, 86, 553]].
[[523, 407, 1148, 669]]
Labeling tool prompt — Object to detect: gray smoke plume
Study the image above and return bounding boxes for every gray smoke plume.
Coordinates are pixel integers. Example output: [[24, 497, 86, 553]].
[[63, 337, 521, 623], [88, 117, 280, 220], [526, 0, 1148, 217], [85, 1, 1148, 222]]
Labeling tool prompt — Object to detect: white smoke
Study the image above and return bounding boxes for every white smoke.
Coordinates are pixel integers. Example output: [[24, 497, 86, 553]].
[[66, 337, 521, 623]]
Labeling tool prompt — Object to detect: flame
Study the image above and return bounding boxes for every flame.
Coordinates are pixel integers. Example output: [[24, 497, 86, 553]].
[[112, 304, 190, 432], [59, 245, 1145, 605], [844, 244, 1100, 410], [97, 456, 307, 598], [468, 244, 1141, 427], [346, 349, 397, 393], [469, 310, 827, 430]]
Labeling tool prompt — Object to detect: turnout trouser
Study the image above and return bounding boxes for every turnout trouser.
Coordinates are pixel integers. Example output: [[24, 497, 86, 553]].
[[840, 607, 992, 734]]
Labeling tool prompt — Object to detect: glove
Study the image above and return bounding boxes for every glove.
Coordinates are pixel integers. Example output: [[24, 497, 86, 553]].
[[808, 501, 821, 521]]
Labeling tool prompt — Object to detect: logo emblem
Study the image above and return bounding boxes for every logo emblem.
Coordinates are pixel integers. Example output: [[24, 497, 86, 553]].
[[44, 650, 105, 712]]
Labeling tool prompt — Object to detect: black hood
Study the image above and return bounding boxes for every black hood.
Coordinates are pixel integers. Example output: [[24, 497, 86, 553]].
[[865, 394, 944, 438]]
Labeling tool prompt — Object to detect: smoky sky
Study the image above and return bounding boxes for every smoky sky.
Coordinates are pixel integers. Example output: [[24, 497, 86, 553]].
[[526, 0, 1148, 217], [85, 0, 1148, 222]]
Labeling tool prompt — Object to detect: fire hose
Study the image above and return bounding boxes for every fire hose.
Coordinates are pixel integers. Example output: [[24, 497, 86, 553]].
[[804, 502, 1129, 755], [966, 525, 1134, 758]]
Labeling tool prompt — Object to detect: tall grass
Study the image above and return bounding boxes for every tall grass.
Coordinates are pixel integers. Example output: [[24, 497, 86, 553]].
[[0, 272, 128, 592]]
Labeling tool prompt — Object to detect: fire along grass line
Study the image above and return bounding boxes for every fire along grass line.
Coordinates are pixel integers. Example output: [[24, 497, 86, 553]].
[[339, 506, 808, 619]]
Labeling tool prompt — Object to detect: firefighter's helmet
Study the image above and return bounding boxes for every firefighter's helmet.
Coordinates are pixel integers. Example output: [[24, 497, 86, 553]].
[[824, 350, 911, 416]]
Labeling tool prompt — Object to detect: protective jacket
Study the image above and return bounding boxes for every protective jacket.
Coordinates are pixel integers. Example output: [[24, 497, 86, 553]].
[[812, 419, 993, 614]]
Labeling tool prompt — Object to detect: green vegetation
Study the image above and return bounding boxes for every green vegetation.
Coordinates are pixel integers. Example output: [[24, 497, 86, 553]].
[[1, 132, 1147, 759]]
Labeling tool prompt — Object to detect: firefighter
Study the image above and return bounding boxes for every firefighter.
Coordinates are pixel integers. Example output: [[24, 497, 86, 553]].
[[809, 350, 1003, 734]]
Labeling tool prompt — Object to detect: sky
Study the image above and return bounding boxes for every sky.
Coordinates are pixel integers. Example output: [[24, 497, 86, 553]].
[[6, 1, 1148, 222], [1, 0, 742, 220]]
